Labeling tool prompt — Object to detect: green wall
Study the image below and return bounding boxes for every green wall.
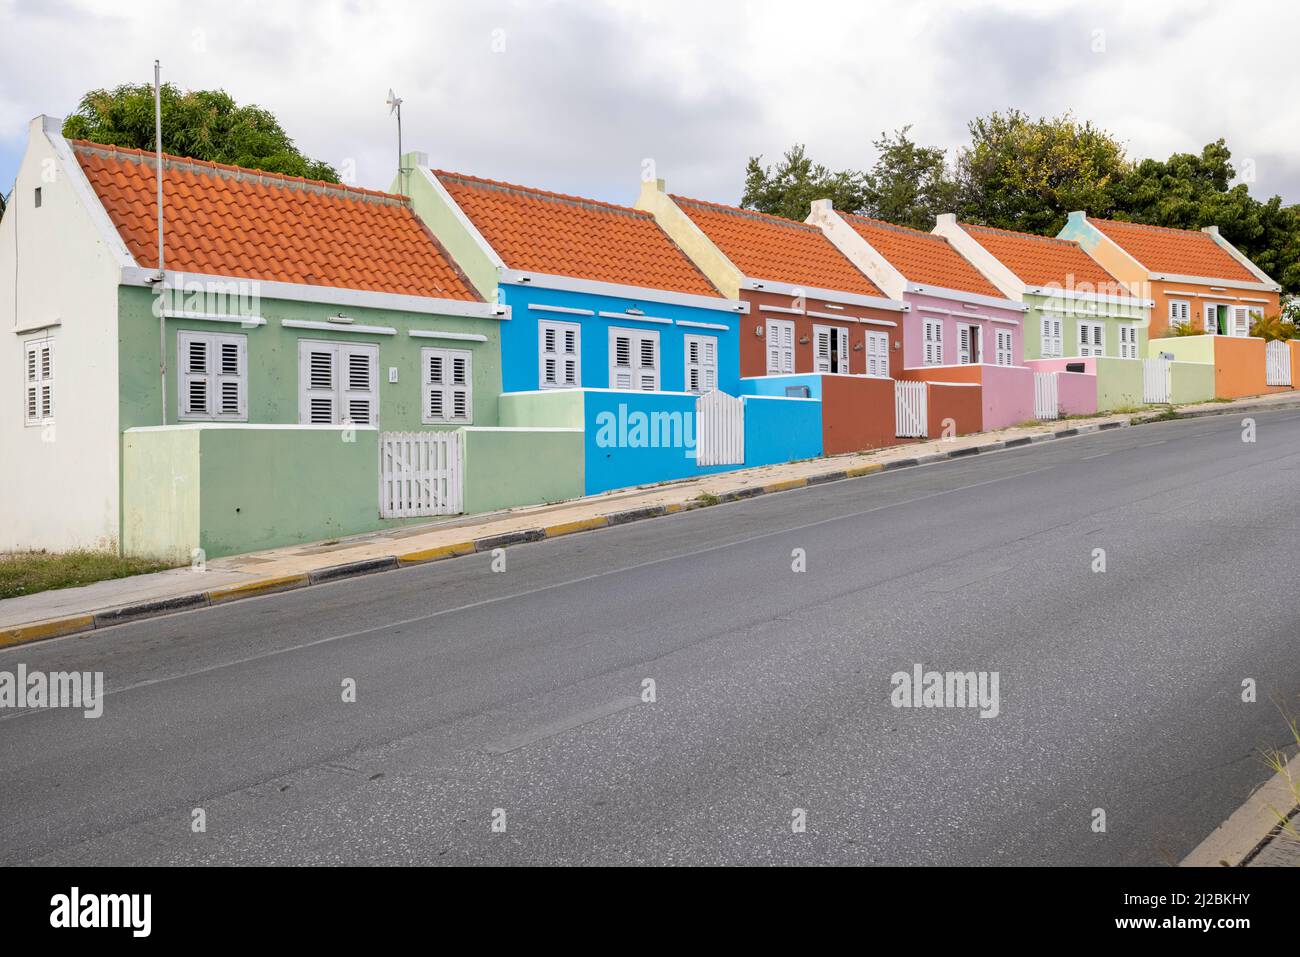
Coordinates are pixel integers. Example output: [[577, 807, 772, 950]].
[[117, 285, 503, 432], [1023, 292, 1148, 361], [498, 389, 586, 429], [461, 428, 584, 514], [1148, 335, 1214, 364], [1169, 361, 1216, 404], [1093, 357, 1143, 410], [122, 428, 201, 562]]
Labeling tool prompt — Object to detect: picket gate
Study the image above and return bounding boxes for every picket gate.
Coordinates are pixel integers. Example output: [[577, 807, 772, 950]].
[[695, 390, 745, 466], [1266, 340, 1291, 386], [1143, 358, 1171, 404], [1034, 371, 1060, 421], [895, 380, 928, 438], [379, 431, 463, 518]]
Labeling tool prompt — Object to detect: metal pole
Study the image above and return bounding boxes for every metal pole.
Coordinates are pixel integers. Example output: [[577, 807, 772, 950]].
[[155, 59, 167, 425]]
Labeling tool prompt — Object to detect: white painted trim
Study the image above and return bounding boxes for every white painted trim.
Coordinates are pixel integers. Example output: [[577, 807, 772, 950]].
[[528, 303, 594, 316], [459, 426, 584, 433], [408, 329, 488, 342], [1149, 273, 1278, 293], [742, 275, 907, 312], [122, 266, 505, 319], [43, 117, 137, 269], [1202, 226, 1282, 289], [598, 310, 674, 325], [806, 310, 852, 323], [931, 215, 1027, 302], [12, 319, 62, 334], [859, 317, 898, 328], [1025, 285, 1152, 308], [1195, 292, 1237, 300], [988, 317, 1020, 326], [758, 304, 802, 315], [918, 304, 1019, 324], [1240, 297, 1271, 304], [126, 423, 377, 432], [906, 282, 1028, 312], [1166, 289, 1202, 296], [282, 319, 396, 336], [417, 166, 506, 270], [501, 269, 745, 314], [676, 319, 730, 330], [165, 310, 267, 327], [1039, 310, 1143, 322], [501, 385, 706, 398]]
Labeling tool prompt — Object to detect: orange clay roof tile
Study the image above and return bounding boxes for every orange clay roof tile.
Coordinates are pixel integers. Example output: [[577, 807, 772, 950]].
[[1088, 217, 1260, 283], [669, 196, 886, 298], [433, 170, 720, 298], [73, 140, 479, 301], [839, 213, 1007, 299], [960, 222, 1124, 290]]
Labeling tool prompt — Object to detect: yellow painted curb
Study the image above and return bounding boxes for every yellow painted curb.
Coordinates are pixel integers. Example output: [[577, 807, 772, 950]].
[[762, 478, 808, 493], [845, 463, 884, 478], [207, 574, 310, 604], [0, 614, 95, 648], [543, 517, 610, 538], [663, 503, 689, 513], [396, 541, 476, 565]]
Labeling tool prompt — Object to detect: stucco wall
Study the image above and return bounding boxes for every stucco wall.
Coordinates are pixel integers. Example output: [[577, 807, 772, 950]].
[[901, 363, 1035, 430], [1150, 335, 1267, 399], [927, 382, 983, 437], [904, 289, 1025, 369], [1054, 371, 1098, 416], [819, 374, 896, 454], [461, 427, 584, 514], [740, 288, 904, 379], [1022, 290, 1148, 362], [1027, 356, 1143, 411]]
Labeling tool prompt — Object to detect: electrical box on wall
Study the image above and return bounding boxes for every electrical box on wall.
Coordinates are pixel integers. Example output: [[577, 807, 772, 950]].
[[388, 367, 399, 384]]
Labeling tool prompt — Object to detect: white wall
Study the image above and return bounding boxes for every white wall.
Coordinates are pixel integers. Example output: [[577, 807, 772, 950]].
[[0, 117, 129, 552]]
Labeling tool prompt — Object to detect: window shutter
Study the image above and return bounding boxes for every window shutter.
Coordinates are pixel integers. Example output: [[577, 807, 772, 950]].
[[638, 336, 657, 390], [684, 334, 717, 394], [182, 335, 211, 417], [301, 345, 337, 423], [422, 347, 472, 424], [539, 320, 580, 388], [611, 334, 633, 389], [836, 328, 850, 374], [214, 338, 245, 419], [343, 347, 376, 425], [767, 320, 794, 374], [25, 338, 55, 425]]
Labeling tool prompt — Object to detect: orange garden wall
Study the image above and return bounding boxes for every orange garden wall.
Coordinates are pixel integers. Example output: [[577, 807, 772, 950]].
[[820, 374, 898, 454], [1210, 336, 1268, 398], [927, 382, 983, 437]]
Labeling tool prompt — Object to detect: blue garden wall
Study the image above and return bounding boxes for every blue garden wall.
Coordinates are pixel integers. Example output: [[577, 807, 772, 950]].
[[738, 373, 826, 399]]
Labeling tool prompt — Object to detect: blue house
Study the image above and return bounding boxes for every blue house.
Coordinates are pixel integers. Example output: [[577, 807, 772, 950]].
[[400, 155, 822, 494]]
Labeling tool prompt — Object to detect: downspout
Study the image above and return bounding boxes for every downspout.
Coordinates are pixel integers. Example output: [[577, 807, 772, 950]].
[[155, 60, 167, 425]]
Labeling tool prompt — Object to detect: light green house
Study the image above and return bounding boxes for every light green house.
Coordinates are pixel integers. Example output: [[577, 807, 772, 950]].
[[935, 215, 1154, 409]]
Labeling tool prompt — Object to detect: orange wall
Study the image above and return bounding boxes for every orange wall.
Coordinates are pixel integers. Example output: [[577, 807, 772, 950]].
[[1211, 335, 1268, 398], [1148, 279, 1280, 340], [820, 374, 898, 454], [740, 290, 904, 379], [928, 382, 983, 437]]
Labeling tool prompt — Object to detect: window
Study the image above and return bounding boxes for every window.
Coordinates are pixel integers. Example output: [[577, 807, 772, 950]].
[[766, 319, 794, 374], [1119, 324, 1140, 359], [1203, 303, 1222, 335], [1168, 299, 1190, 331], [865, 330, 890, 377], [957, 324, 981, 364], [609, 327, 659, 390], [23, 337, 54, 426], [1231, 306, 1260, 338], [298, 340, 378, 425], [923, 318, 944, 365], [1040, 316, 1063, 358], [1078, 321, 1105, 357], [33, 187, 42, 208], [178, 331, 246, 421], [422, 347, 472, 424], [539, 320, 580, 388], [995, 329, 1014, 366], [684, 334, 717, 394], [813, 325, 850, 373]]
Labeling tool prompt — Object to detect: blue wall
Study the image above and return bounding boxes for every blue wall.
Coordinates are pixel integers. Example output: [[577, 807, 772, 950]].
[[498, 282, 742, 395], [739, 374, 825, 399], [742, 395, 823, 466]]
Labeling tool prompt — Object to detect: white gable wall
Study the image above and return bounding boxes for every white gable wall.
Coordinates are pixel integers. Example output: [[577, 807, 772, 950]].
[[0, 116, 128, 552]]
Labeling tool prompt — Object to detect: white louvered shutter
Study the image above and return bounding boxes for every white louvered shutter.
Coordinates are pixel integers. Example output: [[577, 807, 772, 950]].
[[24, 338, 55, 425], [423, 347, 472, 423], [684, 334, 717, 394], [301, 343, 338, 424], [539, 320, 580, 388], [767, 319, 794, 374], [342, 346, 377, 425], [813, 327, 832, 373]]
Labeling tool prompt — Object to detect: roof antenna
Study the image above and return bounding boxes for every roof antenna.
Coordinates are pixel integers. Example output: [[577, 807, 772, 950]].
[[154, 58, 168, 426], [387, 89, 405, 196]]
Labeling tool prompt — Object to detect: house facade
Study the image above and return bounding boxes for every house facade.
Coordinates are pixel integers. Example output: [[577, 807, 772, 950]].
[[1, 117, 507, 558], [400, 156, 822, 493], [934, 216, 1154, 409]]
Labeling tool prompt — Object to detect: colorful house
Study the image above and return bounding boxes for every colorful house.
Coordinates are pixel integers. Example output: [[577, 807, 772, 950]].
[[807, 202, 1042, 429], [399, 155, 822, 494], [636, 179, 935, 451], [0, 116, 515, 560], [1059, 213, 1288, 399], [934, 216, 1152, 410]]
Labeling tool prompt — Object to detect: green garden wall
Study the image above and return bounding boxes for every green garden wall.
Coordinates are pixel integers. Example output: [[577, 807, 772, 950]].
[[460, 427, 584, 514]]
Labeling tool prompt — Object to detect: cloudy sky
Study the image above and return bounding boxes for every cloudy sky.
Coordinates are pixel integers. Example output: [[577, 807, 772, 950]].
[[2, 0, 1298, 209]]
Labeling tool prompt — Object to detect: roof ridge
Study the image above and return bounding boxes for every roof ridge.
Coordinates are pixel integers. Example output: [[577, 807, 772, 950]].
[[434, 169, 653, 219], [1090, 216, 1217, 239], [671, 194, 822, 233], [963, 222, 1080, 247], [70, 139, 410, 207], [842, 211, 948, 242]]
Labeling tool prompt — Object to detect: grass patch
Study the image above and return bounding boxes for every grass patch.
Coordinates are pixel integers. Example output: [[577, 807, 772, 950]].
[[0, 550, 174, 601], [693, 492, 721, 507]]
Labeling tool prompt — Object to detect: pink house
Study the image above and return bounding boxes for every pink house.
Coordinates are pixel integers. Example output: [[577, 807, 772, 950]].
[[807, 202, 1040, 429]]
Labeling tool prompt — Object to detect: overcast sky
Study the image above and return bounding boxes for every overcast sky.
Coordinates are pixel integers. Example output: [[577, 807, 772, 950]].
[[2, 0, 1298, 210]]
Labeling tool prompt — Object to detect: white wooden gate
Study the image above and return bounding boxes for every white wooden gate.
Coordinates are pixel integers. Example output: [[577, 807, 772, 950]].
[[695, 390, 745, 466], [1266, 340, 1292, 386], [1143, 358, 1171, 404], [895, 380, 928, 438], [380, 431, 463, 518], [1034, 371, 1059, 421]]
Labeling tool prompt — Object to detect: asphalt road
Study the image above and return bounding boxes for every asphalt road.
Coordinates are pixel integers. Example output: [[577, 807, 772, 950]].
[[3, 409, 1299, 866]]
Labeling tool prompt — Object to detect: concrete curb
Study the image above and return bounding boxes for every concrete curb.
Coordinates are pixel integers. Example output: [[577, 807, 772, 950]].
[[1182, 749, 1300, 867], [4, 396, 1299, 650]]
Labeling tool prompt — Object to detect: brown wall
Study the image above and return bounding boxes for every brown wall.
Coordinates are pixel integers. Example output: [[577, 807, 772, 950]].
[[819, 374, 898, 454], [1148, 279, 1280, 340], [927, 382, 983, 437], [740, 289, 904, 379]]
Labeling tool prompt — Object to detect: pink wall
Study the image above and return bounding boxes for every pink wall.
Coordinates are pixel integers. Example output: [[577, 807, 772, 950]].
[[977, 363, 1036, 429], [902, 289, 1026, 368], [1025, 356, 1096, 375], [1055, 371, 1098, 416]]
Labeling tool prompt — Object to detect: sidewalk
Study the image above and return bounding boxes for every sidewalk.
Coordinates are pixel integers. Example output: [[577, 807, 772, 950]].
[[4, 391, 1298, 648]]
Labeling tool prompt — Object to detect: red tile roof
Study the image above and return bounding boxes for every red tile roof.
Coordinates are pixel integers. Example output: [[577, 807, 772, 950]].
[[961, 222, 1123, 289], [670, 196, 886, 298], [434, 171, 719, 298], [1089, 217, 1259, 283], [840, 213, 1006, 299], [73, 141, 479, 300]]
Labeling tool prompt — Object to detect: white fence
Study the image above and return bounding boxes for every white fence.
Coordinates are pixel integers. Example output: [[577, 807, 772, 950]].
[[1034, 371, 1059, 421], [696, 390, 745, 466], [1266, 340, 1292, 386], [1143, 358, 1171, 404], [895, 380, 928, 438], [380, 431, 463, 518]]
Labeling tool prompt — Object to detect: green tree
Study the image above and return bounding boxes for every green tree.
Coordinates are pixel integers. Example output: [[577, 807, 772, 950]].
[[741, 144, 869, 221], [862, 126, 957, 230], [62, 84, 338, 183], [955, 110, 1130, 234]]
